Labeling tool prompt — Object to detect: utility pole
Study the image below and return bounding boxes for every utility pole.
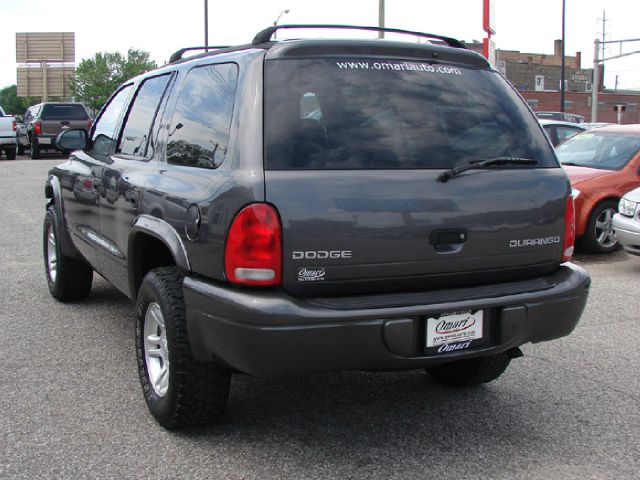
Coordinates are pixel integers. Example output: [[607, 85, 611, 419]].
[[204, 0, 209, 52], [378, 0, 385, 39], [560, 0, 566, 112], [591, 37, 640, 122]]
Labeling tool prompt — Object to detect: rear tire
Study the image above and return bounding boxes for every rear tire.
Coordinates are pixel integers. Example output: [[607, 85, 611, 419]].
[[426, 353, 511, 387], [5, 148, 16, 160], [31, 141, 40, 159], [43, 205, 93, 301], [136, 267, 231, 429], [17, 142, 25, 155], [581, 200, 619, 253]]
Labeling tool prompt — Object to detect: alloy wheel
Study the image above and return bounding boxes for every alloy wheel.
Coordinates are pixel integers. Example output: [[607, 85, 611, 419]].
[[144, 302, 170, 397]]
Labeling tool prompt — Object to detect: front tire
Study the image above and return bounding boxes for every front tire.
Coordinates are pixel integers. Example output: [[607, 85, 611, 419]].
[[581, 200, 619, 253], [426, 353, 511, 387], [43, 205, 93, 301], [136, 267, 231, 429]]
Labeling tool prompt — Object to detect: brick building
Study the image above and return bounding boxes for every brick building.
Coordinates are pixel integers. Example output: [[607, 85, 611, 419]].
[[466, 40, 640, 123]]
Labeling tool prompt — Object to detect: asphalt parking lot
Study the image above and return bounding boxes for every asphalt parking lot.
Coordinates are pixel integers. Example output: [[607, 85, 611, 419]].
[[1, 157, 639, 480]]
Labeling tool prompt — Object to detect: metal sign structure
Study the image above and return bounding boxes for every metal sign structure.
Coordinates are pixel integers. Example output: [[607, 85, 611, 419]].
[[17, 65, 75, 98], [15, 32, 76, 100]]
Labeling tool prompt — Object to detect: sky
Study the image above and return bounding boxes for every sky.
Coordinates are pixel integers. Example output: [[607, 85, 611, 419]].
[[1, 0, 639, 93]]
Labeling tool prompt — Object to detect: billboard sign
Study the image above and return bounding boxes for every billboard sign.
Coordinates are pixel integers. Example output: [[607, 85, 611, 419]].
[[16, 32, 75, 63], [17, 65, 75, 98]]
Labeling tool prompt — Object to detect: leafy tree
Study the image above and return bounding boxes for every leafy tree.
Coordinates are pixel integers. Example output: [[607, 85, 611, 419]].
[[71, 49, 157, 112], [0, 85, 38, 116]]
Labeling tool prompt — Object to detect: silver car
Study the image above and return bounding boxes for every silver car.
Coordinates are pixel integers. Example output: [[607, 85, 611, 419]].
[[613, 187, 640, 256]]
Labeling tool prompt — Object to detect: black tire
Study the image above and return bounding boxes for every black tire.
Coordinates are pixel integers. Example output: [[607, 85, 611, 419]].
[[17, 142, 25, 155], [426, 353, 511, 387], [31, 141, 40, 159], [43, 205, 93, 301], [5, 148, 16, 160], [136, 267, 231, 429], [581, 200, 619, 253]]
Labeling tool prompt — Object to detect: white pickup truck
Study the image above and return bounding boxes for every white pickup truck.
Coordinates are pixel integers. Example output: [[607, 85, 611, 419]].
[[0, 106, 17, 160]]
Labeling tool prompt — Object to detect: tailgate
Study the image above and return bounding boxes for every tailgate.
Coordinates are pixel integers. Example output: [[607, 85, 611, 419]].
[[266, 169, 568, 295]]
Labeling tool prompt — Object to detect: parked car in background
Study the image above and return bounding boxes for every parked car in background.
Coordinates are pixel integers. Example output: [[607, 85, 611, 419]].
[[21, 102, 91, 159], [556, 125, 640, 252], [538, 119, 587, 147], [536, 111, 585, 123], [0, 105, 17, 160], [16, 104, 36, 155], [613, 187, 640, 256]]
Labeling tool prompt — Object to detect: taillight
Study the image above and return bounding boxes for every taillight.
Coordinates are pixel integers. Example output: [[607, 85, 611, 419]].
[[562, 195, 575, 262], [12, 120, 16, 132], [87, 120, 92, 131], [34, 121, 42, 136], [225, 203, 282, 286]]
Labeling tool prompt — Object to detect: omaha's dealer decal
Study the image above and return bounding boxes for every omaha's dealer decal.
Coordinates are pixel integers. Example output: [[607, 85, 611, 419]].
[[297, 267, 326, 282]]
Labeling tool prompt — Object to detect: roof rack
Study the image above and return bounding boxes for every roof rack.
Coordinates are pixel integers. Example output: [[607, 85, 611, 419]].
[[251, 24, 465, 49], [169, 46, 230, 63]]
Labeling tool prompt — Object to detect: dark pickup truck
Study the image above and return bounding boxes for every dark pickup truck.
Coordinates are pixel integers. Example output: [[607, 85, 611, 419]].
[[44, 25, 590, 429], [19, 102, 91, 158]]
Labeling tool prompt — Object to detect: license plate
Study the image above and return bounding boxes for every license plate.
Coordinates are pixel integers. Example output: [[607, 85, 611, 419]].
[[426, 310, 484, 348], [38, 138, 51, 145]]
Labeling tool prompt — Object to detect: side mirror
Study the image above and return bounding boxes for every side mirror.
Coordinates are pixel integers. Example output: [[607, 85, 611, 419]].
[[56, 129, 89, 151]]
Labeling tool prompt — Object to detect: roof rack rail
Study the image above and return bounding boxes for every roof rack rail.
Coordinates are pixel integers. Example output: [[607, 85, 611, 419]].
[[169, 46, 230, 63], [251, 24, 465, 49]]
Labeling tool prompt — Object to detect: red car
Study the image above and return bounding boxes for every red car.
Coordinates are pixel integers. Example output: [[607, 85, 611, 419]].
[[556, 124, 640, 253]]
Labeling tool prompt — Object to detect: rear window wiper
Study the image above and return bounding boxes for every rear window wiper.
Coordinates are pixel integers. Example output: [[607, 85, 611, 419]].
[[438, 157, 539, 182]]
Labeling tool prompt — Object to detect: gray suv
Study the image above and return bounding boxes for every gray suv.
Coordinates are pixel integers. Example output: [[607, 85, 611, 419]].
[[44, 25, 590, 429]]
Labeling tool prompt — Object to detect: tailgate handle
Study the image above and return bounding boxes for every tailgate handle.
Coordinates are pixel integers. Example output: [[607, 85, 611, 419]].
[[429, 229, 467, 254]]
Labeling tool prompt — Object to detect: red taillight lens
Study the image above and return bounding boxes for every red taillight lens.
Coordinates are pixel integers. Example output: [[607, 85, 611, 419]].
[[12, 120, 16, 132], [562, 195, 575, 262], [34, 121, 42, 136], [225, 203, 282, 286], [87, 120, 92, 131]]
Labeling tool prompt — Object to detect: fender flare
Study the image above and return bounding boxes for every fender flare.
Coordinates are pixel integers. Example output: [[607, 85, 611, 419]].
[[45, 175, 83, 259], [128, 215, 191, 295]]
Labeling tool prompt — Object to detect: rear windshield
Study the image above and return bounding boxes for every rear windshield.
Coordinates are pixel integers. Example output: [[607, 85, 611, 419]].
[[41, 104, 88, 121], [264, 58, 556, 170], [556, 131, 640, 170]]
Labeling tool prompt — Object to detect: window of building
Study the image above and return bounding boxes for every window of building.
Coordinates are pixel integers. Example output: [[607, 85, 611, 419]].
[[166, 63, 238, 169], [118, 74, 172, 158]]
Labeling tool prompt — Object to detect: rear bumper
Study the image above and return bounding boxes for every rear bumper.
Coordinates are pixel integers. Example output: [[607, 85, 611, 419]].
[[0, 136, 16, 147], [184, 263, 590, 378], [33, 135, 58, 148], [613, 213, 640, 256]]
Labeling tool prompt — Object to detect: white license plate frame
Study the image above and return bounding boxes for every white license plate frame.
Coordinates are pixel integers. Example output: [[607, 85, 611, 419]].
[[425, 310, 484, 348]]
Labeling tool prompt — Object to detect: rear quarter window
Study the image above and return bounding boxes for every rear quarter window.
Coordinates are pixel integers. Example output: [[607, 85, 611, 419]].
[[166, 63, 238, 169]]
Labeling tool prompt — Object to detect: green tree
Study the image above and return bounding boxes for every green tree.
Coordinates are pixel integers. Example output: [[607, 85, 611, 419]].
[[0, 85, 38, 116], [71, 49, 157, 112]]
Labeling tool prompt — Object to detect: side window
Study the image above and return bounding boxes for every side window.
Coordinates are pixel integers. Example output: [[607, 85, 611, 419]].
[[166, 63, 238, 169], [557, 126, 582, 143], [118, 74, 171, 158], [91, 85, 133, 157]]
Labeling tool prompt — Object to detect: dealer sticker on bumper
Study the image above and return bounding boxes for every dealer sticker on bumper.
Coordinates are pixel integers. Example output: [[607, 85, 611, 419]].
[[426, 310, 483, 348]]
